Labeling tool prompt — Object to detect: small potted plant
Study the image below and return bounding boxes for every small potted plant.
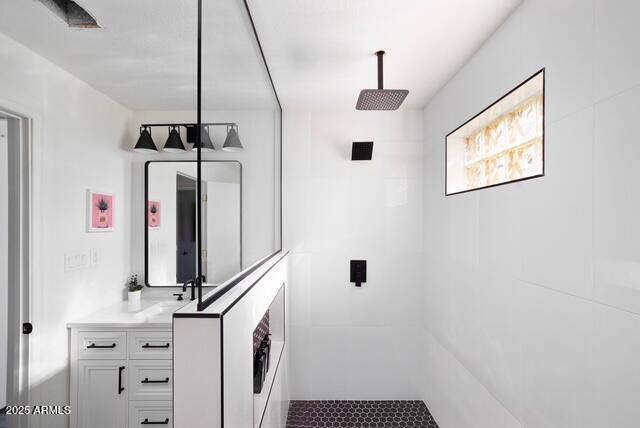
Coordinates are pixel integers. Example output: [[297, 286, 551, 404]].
[[127, 274, 143, 309]]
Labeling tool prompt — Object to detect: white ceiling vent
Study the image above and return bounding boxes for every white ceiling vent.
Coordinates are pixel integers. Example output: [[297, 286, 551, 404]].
[[36, 0, 100, 28]]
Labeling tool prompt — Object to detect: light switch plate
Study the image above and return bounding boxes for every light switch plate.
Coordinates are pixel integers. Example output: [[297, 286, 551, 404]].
[[64, 251, 89, 272], [90, 248, 99, 267]]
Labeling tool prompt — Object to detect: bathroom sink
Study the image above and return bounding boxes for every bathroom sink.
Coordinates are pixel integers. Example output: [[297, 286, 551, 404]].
[[155, 301, 188, 311], [134, 301, 186, 320]]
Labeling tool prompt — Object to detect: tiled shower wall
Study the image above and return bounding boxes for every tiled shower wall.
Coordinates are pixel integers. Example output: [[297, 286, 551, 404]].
[[283, 110, 424, 399], [421, 0, 640, 426]]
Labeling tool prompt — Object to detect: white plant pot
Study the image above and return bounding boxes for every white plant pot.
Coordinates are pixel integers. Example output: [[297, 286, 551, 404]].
[[128, 290, 142, 311]]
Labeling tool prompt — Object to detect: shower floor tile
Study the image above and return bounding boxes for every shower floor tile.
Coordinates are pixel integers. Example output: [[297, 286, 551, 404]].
[[286, 400, 439, 428]]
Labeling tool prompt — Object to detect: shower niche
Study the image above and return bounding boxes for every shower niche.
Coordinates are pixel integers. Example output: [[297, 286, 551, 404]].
[[252, 284, 285, 428]]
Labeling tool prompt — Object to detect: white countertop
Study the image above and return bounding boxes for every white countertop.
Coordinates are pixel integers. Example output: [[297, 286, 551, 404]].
[[67, 298, 188, 329]]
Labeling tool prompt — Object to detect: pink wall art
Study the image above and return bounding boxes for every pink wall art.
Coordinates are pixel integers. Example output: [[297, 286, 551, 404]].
[[87, 190, 114, 232], [148, 200, 161, 229]]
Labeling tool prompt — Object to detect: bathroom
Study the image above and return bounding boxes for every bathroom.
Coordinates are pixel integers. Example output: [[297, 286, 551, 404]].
[[1, 0, 639, 427]]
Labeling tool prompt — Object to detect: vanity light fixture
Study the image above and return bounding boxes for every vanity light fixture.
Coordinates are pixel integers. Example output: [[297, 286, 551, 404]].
[[135, 122, 240, 153], [36, 0, 101, 29], [191, 125, 215, 152], [163, 126, 186, 153], [222, 125, 244, 152], [134, 127, 158, 153]]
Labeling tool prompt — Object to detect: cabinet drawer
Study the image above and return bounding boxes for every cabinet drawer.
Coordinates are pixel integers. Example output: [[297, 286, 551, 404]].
[[77, 331, 127, 360], [129, 360, 172, 401], [128, 331, 172, 360], [129, 401, 172, 428]]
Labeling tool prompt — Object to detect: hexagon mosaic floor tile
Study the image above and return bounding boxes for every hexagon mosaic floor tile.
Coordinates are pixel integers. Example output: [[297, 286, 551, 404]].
[[286, 400, 439, 428]]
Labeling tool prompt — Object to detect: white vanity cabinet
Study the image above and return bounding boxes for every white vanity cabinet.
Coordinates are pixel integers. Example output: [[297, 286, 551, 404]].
[[76, 360, 128, 428], [70, 327, 173, 428]]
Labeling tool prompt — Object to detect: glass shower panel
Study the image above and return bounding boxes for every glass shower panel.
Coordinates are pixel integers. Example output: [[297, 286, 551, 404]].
[[131, 0, 199, 287], [198, 0, 282, 291]]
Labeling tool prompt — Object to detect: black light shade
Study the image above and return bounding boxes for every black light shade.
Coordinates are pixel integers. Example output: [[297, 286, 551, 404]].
[[192, 126, 215, 152], [163, 127, 186, 153], [134, 128, 157, 153], [222, 126, 243, 152]]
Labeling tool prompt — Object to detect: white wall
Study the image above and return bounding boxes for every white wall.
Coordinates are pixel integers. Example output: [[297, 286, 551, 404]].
[[130, 109, 279, 284], [421, 0, 640, 426], [0, 32, 133, 427], [283, 110, 423, 399], [0, 118, 7, 409]]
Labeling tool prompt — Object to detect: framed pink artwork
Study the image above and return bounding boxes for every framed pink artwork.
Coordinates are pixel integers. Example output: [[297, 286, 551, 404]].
[[148, 200, 161, 229], [87, 190, 114, 232]]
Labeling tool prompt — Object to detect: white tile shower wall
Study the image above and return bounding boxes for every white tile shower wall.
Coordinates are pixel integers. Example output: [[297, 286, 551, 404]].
[[0, 32, 133, 428], [283, 110, 423, 399], [421, 0, 640, 426]]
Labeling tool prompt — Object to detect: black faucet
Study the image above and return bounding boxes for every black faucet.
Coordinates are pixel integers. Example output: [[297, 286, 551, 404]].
[[173, 293, 184, 301], [182, 279, 196, 301]]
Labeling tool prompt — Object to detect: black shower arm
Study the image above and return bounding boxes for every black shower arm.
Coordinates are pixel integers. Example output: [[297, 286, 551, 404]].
[[377, 50, 385, 90]]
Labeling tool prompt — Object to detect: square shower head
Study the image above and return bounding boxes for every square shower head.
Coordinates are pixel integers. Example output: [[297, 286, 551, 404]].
[[356, 89, 409, 111], [352, 141, 374, 160]]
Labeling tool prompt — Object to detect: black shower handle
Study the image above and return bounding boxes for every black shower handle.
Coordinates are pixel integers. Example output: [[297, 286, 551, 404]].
[[355, 271, 362, 287]]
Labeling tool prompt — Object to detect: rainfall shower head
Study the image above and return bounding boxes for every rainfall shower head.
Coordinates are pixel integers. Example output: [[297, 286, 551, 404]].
[[356, 51, 409, 111]]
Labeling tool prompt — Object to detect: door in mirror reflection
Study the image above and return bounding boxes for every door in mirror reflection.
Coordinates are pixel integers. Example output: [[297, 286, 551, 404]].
[[176, 174, 197, 283], [146, 161, 241, 287]]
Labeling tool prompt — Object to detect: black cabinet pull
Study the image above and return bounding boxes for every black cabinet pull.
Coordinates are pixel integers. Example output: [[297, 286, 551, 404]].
[[141, 343, 170, 349], [141, 377, 170, 384], [118, 366, 125, 394], [141, 418, 169, 425], [87, 343, 116, 349]]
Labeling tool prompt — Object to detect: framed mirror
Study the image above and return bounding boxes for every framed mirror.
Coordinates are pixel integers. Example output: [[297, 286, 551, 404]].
[[145, 160, 241, 287]]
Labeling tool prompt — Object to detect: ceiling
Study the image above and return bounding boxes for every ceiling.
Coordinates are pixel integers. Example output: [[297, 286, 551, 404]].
[[0, 0, 521, 112], [0, 0, 277, 111], [247, 0, 522, 110]]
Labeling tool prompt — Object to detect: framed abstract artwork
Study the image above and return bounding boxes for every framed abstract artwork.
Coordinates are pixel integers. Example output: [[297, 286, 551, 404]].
[[148, 200, 161, 229], [87, 190, 114, 232], [446, 69, 545, 195]]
